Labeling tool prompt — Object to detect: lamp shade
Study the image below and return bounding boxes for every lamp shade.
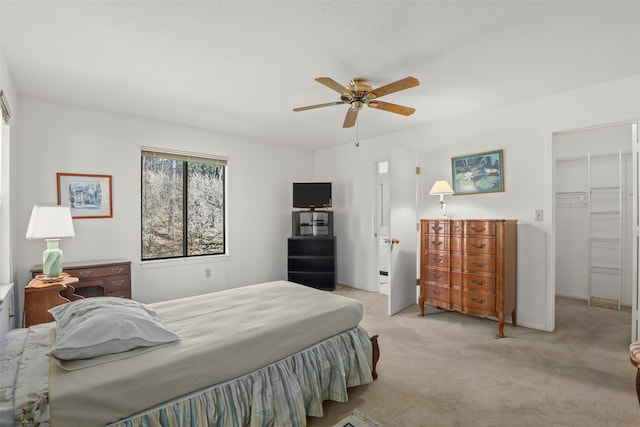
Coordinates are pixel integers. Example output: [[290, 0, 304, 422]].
[[429, 180, 454, 196], [26, 205, 75, 239]]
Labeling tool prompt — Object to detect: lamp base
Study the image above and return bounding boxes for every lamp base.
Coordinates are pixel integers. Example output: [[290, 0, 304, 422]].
[[42, 239, 64, 279]]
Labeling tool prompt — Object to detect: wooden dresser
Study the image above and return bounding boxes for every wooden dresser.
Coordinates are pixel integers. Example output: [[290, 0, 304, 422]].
[[419, 219, 517, 337], [30, 258, 131, 299]]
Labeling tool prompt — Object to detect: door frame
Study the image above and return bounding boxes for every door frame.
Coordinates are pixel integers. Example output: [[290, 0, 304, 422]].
[[550, 119, 639, 340]]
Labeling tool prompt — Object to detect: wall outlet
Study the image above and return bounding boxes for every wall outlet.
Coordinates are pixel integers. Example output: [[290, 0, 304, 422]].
[[205, 268, 211, 278], [535, 210, 543, 221]]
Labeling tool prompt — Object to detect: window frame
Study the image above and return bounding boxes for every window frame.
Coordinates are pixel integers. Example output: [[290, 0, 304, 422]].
[[140, 147, 228, 262]]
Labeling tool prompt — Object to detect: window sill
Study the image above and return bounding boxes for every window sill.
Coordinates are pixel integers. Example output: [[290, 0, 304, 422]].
[[140, 254, 229, 270]]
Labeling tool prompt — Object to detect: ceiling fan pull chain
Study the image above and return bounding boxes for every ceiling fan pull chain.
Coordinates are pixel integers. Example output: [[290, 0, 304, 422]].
[[355, 120, 360, 147]]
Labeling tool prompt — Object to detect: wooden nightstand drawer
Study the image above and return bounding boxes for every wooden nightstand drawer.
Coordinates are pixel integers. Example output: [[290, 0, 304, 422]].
[[65, 264, 130, 280], [106, 276, 130, 295]]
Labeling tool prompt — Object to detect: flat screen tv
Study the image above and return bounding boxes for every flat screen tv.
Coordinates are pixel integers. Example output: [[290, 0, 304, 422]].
[[293, 182, 332, 209]]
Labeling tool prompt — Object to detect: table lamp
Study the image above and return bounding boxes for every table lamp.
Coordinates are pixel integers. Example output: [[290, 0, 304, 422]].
[[429, 180, 455, 217], [25, 205, 75, 280]]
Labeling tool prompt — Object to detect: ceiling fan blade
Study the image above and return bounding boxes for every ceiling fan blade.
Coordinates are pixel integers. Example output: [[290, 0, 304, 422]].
[[293, 101, 346, 112], [367, 100, 416, 116], [315, 77, 351, 95], [343, 107, 359, 128], [368, 76, 420, 99]]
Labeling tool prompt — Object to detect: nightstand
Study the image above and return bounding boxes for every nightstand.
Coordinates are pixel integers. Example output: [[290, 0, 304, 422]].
[[24, 273, 83, 327]]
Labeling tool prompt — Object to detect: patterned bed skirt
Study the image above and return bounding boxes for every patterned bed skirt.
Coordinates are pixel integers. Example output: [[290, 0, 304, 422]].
[[1, 325, 374, 427]]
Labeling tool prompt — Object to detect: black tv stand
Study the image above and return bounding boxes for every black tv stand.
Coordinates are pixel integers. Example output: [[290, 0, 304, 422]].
[[287, 211, 336, 290]]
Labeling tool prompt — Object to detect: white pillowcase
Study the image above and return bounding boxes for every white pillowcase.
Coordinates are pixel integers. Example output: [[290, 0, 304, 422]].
[[48, 297, 180, 361]]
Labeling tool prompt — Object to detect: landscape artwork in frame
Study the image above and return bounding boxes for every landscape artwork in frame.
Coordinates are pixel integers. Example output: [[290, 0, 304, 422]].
[[451, 149, 504, 195], [57, 173, 113, 218]]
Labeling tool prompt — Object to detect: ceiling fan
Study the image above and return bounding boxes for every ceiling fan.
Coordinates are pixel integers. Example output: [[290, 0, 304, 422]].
[[293, 76, 420, 128]]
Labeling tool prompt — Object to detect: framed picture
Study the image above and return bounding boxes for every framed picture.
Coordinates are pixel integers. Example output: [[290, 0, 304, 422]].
[[57, 173, 113, 218], [451, 149, 504, 195]]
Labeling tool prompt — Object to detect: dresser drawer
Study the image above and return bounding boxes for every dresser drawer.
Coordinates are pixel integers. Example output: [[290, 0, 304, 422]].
[[462, 255, 496, 273], [424, 268, 449, 285], [424, 284, 449, 304], [462, 273, 495, 292], [423, 220, 449, 234], [463, 220, 496, 237], [426, 234, 449, 251], [451, 237, 496, 255], [462, 290, 496, 313], [425, 252, 450, 269]]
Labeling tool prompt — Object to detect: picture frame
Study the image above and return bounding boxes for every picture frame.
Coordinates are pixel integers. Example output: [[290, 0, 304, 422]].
[[57, 173, 113, 219], [451, 149, 504, 195]]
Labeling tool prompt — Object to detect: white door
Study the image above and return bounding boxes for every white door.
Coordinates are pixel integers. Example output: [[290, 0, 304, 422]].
[[388, 147, 418, 315]]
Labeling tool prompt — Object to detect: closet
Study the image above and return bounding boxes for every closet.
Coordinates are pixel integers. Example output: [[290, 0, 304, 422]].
[[554, 124, 634, 309]]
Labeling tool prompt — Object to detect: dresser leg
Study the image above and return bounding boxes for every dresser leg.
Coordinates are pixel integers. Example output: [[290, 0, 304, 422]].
[[497, 311, 505, 338], [511, 310, 517, 327], [418, 295, 425, 316]]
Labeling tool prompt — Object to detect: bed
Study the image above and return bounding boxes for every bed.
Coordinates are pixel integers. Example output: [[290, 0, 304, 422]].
[[0, 280, 379, 426]]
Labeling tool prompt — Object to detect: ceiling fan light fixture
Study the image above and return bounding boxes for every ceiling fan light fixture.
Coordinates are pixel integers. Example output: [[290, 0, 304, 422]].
[[293, 75, 420, 128]]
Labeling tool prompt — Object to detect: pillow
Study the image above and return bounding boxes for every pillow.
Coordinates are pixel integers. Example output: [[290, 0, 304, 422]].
[[48, 297, 180, 361]]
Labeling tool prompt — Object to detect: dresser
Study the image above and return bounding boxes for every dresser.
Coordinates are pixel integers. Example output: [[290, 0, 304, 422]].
[[419, 219, 517, 337], [30, 258, 131, 299]]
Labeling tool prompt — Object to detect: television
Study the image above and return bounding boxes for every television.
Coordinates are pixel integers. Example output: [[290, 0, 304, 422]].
[[293, 182, 332, 209]]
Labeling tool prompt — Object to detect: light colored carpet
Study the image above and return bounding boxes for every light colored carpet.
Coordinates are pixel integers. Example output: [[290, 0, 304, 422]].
[[307, 285, 640, 427]]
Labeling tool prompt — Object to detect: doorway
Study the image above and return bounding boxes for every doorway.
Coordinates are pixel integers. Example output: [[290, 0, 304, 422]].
[[374, 147, 419, 315], [375, 161, 390, 296], [553, 122, 638, 340]]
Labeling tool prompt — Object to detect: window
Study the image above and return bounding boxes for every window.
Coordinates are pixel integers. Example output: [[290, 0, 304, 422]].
[[141, 149, 226, 260]]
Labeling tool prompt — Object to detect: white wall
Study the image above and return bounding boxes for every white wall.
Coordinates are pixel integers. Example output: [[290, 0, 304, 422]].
[[0, 43, 19, 334], [14, 97, 315, 316], [316, 74, 640, 332]]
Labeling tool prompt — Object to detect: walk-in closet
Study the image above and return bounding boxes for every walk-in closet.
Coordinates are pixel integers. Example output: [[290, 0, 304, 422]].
[[554, 123, 635, 310]]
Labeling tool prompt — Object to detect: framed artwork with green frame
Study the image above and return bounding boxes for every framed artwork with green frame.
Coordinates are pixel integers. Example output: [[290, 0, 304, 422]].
[[451, 149, 504, 195]]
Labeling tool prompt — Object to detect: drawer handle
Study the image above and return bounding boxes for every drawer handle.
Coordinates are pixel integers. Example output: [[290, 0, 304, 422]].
[[470, 242, 486, 249], [470, 279, 486, 285], [431, 257, 444, 264], [471, 262, 487, 268], [430, 289, 442, 296], [79, 270, 91, 278], [431, 240, 443, 246], [470, 297, 486, 304], [431, 273, 443, 279], [431, 225, 443, 231], [111, 280, 124, 287], [471, 226, 487, 232], [111, 267, 124, 274]]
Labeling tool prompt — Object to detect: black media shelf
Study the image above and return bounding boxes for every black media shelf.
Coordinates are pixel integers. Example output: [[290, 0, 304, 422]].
[[287, 236, 336, 290]]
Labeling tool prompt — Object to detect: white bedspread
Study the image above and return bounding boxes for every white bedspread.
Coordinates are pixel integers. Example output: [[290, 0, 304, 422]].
[[49, 281, 364, 426]]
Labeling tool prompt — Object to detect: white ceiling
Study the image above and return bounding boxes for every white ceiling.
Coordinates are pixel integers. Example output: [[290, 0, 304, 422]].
[[1, 1, 638, 151]]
